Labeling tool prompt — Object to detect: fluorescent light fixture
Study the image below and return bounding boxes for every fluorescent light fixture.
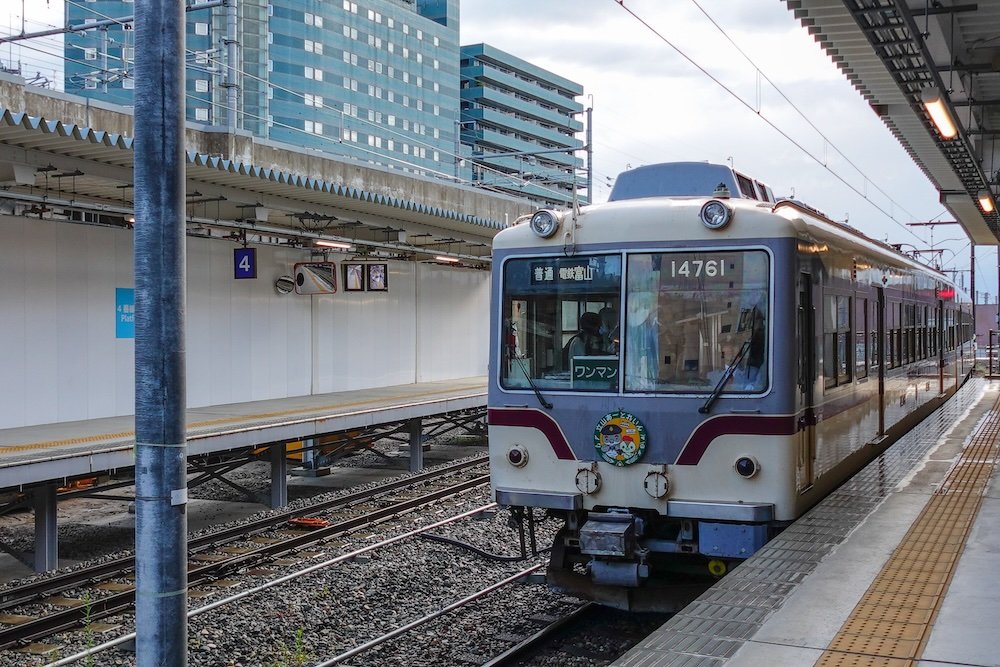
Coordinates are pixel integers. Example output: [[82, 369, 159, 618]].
[[920, 88, 958, 140], [315, 240, 352, 249], [978, 190, 995, 213], [434, 255, 460, 263]]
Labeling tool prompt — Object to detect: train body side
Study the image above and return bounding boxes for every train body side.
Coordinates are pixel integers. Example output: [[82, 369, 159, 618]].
[[487, 194, 973, 610]]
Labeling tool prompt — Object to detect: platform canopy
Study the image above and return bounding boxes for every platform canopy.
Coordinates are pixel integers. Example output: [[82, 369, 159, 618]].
[[786, 0, 1000, 244], [0, 79, 534, 265]]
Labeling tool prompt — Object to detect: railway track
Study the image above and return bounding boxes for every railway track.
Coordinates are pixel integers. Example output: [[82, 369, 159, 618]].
[[0, 455, 490, 655]]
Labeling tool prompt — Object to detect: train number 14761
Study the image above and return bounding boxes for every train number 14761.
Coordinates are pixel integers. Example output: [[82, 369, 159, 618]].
[[669, 259, 726, 278]]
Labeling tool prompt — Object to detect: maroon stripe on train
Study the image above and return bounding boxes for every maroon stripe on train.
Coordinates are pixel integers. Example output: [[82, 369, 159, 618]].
[[674, 415, 798, 465], [487, 408, 576, 460]]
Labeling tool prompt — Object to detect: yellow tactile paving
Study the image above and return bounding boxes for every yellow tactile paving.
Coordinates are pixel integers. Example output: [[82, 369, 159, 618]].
[[814, 393, 1000, 667], [0, 383, 485, 455]]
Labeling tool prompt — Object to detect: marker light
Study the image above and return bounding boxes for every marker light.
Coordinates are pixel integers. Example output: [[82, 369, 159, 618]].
[[507, 445, 528, 467], [529, 209, 560, 238], [700, 200, 733, 230], [921, 88, 958, 140], [734, 456, 760, 479]]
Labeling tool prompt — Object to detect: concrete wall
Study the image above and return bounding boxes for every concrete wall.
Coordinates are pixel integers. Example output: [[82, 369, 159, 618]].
[[0, 215, 489, 429]]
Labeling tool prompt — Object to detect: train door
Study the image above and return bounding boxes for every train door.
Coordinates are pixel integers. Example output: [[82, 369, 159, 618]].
[[937, 301, 944, 394], [876, 287, 886, 436], [796, 272, 816, 491]]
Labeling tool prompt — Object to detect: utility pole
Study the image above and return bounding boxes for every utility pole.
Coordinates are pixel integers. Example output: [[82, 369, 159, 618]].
[[134, 0, 188, 662]]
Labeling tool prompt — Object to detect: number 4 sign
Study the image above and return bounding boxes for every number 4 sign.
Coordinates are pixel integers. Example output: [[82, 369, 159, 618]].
[[234, 248, 257, 279]]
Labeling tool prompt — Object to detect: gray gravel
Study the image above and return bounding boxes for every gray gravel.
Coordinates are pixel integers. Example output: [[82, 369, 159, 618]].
[[1, 435, 644, 667]]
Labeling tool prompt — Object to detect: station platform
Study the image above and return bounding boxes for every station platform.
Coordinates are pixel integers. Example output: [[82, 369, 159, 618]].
[[0, 377, 485, 572], [613, 376, 1000, 667], [0, 376, 486, 491]]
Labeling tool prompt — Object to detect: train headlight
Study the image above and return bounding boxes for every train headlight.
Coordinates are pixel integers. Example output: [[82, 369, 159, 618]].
[[507, 445, 529, 467], [734, 455, 760, 479], [700, 200, 733, 230], [529, 209, 561, 238]]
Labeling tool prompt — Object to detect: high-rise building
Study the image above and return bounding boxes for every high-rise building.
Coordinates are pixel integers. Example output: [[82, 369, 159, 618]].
[[63, 1, 588, 203], [65, 0, 461, 178], [459, 43, 586, 207]]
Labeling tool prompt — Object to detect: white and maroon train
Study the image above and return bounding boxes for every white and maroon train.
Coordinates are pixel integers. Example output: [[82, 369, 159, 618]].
[[488, 162, 974, 611]]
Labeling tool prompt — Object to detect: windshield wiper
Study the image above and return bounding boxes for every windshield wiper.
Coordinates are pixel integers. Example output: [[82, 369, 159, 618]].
[[510, 354, 553, 410], [699, 338, 751, 414]]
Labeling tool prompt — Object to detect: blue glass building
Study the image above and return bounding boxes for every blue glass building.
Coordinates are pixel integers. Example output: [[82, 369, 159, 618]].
[[459, 43, 585, 206], [63, 0, 585, 199]]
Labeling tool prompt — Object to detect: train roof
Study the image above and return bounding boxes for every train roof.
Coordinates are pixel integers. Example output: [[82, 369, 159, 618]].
[[608, 162, 776, 204], [495, 186, 964, 297]]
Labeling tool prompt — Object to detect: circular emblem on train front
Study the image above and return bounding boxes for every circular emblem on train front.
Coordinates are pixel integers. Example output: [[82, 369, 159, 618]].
[[594, 411, 647, 466]]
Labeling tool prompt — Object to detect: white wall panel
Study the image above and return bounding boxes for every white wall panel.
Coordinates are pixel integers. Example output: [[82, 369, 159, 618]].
[[0, 218, 28, 426], [416, 264, 490, 381], [311, 261, 417, 393], [0, 215, 487, 429]]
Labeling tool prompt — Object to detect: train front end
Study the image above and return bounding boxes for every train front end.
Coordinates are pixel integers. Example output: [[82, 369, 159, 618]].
[[489, 193, 800, 611]]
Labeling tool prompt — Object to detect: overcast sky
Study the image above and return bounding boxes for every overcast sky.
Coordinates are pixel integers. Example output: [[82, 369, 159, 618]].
[[3, 0, 996, 299], [461, 0, 995, 302]]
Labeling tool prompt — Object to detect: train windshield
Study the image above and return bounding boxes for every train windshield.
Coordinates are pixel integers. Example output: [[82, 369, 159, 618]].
[[501, 255, 622, 392], [625, 250, 769, 393]]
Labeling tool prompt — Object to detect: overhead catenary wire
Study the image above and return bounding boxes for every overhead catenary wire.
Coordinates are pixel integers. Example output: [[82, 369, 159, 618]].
[[613, 0, 927, 245]]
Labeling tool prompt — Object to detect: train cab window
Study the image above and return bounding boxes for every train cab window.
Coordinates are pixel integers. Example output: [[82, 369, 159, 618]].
[[624, 250, 769, 394], [500, 255, 622, 392], [823, 294, 852, 388]]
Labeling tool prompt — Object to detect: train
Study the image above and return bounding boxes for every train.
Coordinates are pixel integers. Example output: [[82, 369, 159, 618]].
[[488, 162, 975, 611]]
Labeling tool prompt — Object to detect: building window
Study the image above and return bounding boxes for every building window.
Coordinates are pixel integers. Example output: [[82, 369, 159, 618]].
[[122, 46, 134, 62], [305, 120, 323, 135], [84, 77, 97, 89], [416, 53, 422, 64], [433, 82, 439, 92], [195, 107, 210, 121], [123, 77, 134, 89], [403, 23, 408, 34], [416, 29, 422, 40], [195, 51, 208, 65], [195, 79, 209, 92], [84, 48, 97, 60], [433, 36, 439, 46], [195, 22, 209, 35]]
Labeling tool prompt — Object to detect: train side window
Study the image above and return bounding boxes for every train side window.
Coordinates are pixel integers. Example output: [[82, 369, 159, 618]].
[[735, 173, 757, 199], [855, 297, 868, 379], [870, 299, 880, 372], [823, 294, 851, 388]]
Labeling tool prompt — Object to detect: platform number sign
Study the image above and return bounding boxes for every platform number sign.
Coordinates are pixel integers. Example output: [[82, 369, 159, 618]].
[[234, 248, 257, 279]]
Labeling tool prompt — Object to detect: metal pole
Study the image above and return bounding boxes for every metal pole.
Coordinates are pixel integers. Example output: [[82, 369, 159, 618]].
[[585, 106, 593, 203], [134, 0, 187, 660], [224, 0, 239, 131], [971, 244, 976, 352]]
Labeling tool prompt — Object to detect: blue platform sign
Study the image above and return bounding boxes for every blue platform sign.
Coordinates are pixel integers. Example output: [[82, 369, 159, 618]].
[[234, 247, 257, 279], [116, 288, 135, 339]]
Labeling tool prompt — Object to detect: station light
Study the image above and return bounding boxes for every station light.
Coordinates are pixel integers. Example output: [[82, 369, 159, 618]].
[[921, 88, 958, 140], [314, 239, 352, 249], [434, 255, 460, 263], [978, 190, 995, 214]]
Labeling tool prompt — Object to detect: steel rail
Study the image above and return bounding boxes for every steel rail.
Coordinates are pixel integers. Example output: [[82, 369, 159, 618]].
[[0, 455, 487, 610], [48, 502, 500, 667], [0, 467, 489, 650], [315, 564, 545, 666], [479, 602, 597, 667]]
